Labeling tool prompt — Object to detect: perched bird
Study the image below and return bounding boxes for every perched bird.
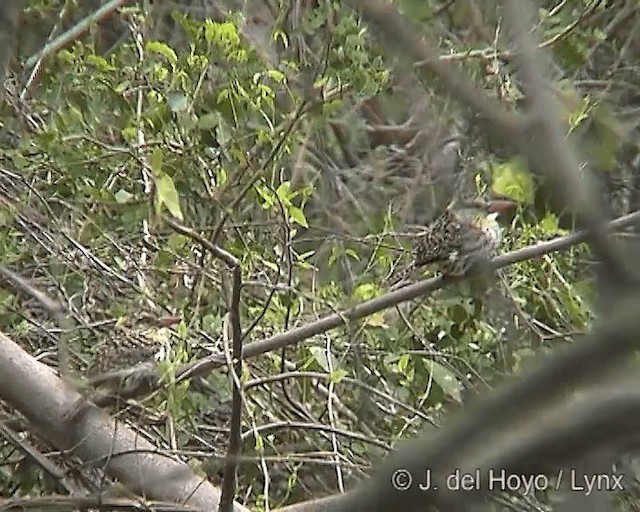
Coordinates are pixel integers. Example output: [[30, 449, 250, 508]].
[[390, 198, 514, 287], [412, 198, 514, 277], [86, 313, 181, 385]]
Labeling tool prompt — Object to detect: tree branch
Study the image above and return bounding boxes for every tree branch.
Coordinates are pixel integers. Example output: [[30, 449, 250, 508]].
[[88, 208, 640, 408], [0, 332, 250, 512]]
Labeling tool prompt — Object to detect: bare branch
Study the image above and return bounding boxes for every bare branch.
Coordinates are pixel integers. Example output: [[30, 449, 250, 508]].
[[218, 265, 244, 512], [283, 292, 640, 512], [89, 209, 640, 405], [177, 209, 640, 381]]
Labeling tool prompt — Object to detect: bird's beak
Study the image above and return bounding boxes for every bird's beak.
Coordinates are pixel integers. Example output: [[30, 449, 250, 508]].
[[156, 315, 182, 328], [487, 200, 516, 213]]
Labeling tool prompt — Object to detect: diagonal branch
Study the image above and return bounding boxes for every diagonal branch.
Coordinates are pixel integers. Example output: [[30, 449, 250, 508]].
[[282, 293, 640, 512], [347, 0, 638, 290], [93, 209, 640, 405], [0, 332, 250, 512], [176, 209, 640, 379]]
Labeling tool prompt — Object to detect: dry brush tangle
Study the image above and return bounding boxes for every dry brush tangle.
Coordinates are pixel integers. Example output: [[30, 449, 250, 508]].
[[94, 208, 640, 405], [275, 292, 640, 512]]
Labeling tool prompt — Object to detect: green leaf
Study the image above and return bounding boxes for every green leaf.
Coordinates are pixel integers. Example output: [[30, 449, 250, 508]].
[[365, 311, 388, 329], [146, 41, 178, 65], [492, 158, 535, 205], [113, 256, 127, 271], [86, 54, 116, 72], [266, 69, 286, 83], [354, 283, 376, 301], [114, 189, 133, 204], [202, 314, 223, 332], [275, 181, 293, 205], [539, 213, 567, 236], [57, 50, 75, 65], [309, 346, 338, 373], [427, 360, 462, 403], [289, 206, 308, 228], [395, 354, 414, 381], [345, 249, 360, 261], [198, 112, 219, 130], [254, 184, 275, 208], [167, 233, 187, 250], [156, 173, 183, 221], [150, 147, 164, 175], [329, 368, 348, 384], [177, 321, 188, 339]]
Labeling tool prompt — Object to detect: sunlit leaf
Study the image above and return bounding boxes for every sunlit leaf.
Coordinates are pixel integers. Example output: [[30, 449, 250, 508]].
[[329, 369, 348, 384], [365, 311, 388, 329], [156, 173, 183, 221], [492, 158, 535, 205], [345, 249, 360, 261], [427, 360, 462, 403], [289, 206, 308, 228], [275, 181, 293, 204], [267, 69, 285, 83], [146, 41, 178, 65], [354, 283, 376, 301]]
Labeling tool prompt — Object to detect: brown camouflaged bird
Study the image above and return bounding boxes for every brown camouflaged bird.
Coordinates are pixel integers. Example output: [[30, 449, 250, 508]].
[[86, 313, 181, 379], [412, 198, 514, 277], [390, 198, 514, 287]]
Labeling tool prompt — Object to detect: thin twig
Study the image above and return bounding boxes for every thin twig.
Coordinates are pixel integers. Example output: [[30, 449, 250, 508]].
[[163, 217, 243, 512]]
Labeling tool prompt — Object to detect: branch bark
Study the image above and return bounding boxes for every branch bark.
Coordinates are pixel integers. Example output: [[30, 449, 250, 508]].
[[0, 332, 250, 512], [88, 209, 640, 407], [174, 209, 640, 383]]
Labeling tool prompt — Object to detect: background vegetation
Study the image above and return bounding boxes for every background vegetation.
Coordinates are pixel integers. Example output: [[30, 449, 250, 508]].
[[1, 1, 639, 511]]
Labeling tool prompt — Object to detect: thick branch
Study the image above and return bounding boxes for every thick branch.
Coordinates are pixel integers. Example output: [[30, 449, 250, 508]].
[[283, 292, 640, 512], [0, 332, 250, 512], [91, 209, 640, 405]]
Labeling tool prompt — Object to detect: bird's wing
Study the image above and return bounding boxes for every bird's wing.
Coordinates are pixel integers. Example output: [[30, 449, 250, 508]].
[[413, 211, 464, 267]]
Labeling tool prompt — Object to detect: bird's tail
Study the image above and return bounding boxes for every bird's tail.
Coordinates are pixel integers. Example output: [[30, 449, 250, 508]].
[[480, 270, 532, 369]]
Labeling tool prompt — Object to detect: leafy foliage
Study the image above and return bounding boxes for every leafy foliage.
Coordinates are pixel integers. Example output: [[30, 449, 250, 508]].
[[2, 0, 636, 509]]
